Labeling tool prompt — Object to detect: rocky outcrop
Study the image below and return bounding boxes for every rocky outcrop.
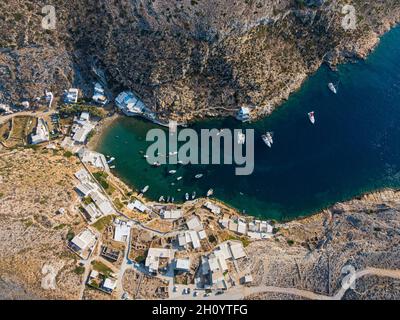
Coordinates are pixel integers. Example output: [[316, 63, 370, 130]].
[[244, 189, 400, 300]]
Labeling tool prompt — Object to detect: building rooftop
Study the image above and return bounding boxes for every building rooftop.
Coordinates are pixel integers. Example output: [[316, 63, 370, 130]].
[[113, 219, 132, 242], [186, 215, 202, 231], [175, 258, 191, 271], [71, 229, 96, 252]]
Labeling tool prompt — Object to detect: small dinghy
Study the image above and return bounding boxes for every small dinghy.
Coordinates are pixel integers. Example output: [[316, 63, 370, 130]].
[[328, 82, 337, 94], [308, 111, 316, 125]]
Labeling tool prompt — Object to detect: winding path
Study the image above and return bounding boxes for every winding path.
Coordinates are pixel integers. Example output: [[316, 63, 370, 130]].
[[226, 267, 400, 300]]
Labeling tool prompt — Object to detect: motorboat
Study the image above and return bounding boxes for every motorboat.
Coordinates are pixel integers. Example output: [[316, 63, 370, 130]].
[[308, 111, 316, 124]]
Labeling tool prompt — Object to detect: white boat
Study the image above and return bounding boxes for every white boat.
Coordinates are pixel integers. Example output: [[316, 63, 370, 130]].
[[171, 197, 175, 203], [152, 161, 161, 167], [169, 170, 177, 174], [308, 111, 316, 124], [177, 176, 183, 181], [207, 189, 214, 197], [159, 196, 165, 202], [143, 155, 149, 159], [328, 83, 337, 94], [110, 165, 116, 169], [262, 132, 273, 148], [192, 191, 196, 200], [167, 196, 170, 202], [107, 157, 115, 164], [237, 132, 246, 144], [141, 185, 149, 193], [195, 174, 203, 179], [185, 193, 189, 201]]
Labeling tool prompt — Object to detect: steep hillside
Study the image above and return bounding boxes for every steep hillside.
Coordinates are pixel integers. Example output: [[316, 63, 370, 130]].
[[1, 0, 400, 120]]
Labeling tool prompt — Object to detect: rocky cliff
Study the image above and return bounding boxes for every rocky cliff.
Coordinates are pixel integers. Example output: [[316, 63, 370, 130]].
[[1, 1, 400, 120]]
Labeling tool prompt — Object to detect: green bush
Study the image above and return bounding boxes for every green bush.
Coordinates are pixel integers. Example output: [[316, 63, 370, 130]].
[[74, 266, 85, 275]]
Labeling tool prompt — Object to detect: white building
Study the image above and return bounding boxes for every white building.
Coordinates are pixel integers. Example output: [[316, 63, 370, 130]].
[[83, 203, 102, 221], [229, 242, 247, 260], [236, 107, 250, 122], [241, 275, 253, 284], [89, 190, 115, 216], [113, 219, 132, 242], [204, 202, 221, 215], [92, 83, 108, 105], [186, 215, 202, 231], [127, 200, 149, 213], [76, 182, 98, 197], [74, 169, 92, 183], [237, 220, 247, 235], [30, 118, 49, 145], [145, 248, 174, 274], [72, 113, 95, 144], [70, 229, 97, 257], [115, 91, 146, 116], [78, 149, 110, 171], [102, 278, 117, 293], [64, 88, 79, 104], [161, 209, 182, 220], [0, 104, 12, 115], [175, 258, 191, 272]]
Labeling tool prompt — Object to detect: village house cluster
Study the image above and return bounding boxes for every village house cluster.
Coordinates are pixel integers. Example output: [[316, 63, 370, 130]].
[[1, 81, 279, 300]]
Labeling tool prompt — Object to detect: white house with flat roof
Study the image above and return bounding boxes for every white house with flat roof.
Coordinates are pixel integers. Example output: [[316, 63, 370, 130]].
[[79, 149, 110, 172], [186, 215, 202, 231], [113, 219, 132, 242], [64, 88, 79, 104], [161, 209, 183, 220], [92, 83, 108, 105], [236, 106, 250, 122], [30, 118, 49, 145], [127, 200, 149, 213], [102, 278, 117, 293], [115, 91, 146, 116], [70, 229, 97, 258], [83, 203, 102, 222], [175, 258, 191, 272], [145, 248, 174, 274], [204, 202, 221, 215]]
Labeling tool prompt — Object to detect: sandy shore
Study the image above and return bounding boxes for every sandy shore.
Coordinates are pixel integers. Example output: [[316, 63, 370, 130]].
[[87, 114, 121, 150]]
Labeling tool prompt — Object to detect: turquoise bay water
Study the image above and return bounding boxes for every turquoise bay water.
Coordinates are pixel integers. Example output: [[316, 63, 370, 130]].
[[97, 27, 400, 220]]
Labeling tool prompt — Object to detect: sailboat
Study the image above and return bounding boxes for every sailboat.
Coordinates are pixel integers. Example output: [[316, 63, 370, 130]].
[[308, 111, 316, 124], [262, 132, 273, 148], [328, 82, 337, 94]]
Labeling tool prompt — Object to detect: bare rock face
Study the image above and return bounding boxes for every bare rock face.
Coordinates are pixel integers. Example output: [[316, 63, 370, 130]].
[[1, 1, 400, 120], [245, 190, 400, 300]]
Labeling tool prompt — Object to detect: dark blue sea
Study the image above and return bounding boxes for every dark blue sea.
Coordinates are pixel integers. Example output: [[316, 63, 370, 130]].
[[96, 27, 400, 220]]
